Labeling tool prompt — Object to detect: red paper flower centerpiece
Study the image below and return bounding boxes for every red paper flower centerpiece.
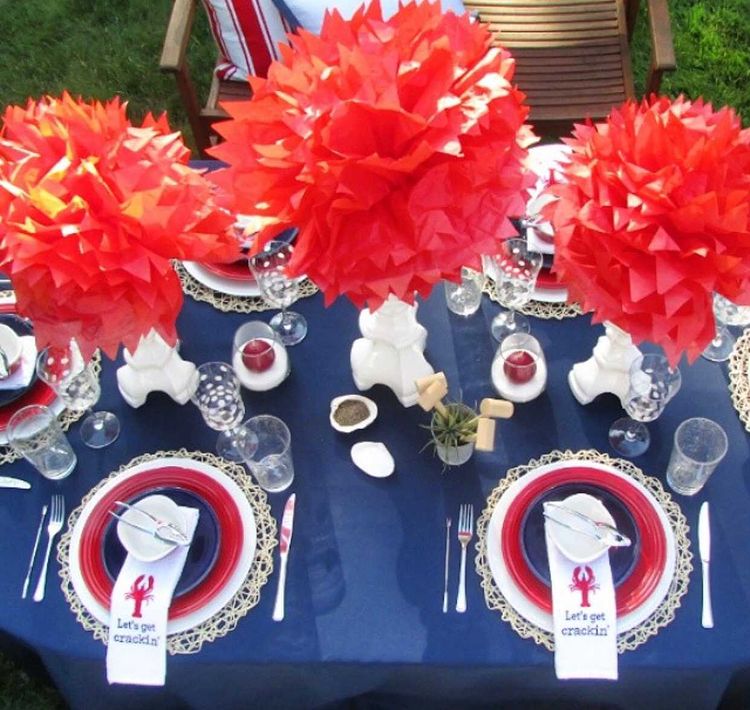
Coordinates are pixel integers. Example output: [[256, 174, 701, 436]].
[[545, 95, 750, 364], [210, 0, 534, 310], [0, 93, 240, 359]]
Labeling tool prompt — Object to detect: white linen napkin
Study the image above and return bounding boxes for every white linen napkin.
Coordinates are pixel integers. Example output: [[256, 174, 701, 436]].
[[106, 507, 199, 686], [545, 523, 618, 680], [0, 336, 36, 390]]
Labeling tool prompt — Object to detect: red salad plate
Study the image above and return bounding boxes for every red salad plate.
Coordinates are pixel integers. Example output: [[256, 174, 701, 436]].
[[200, 259, 254, 282], [501, 465, 667, 616], [77, 465, 243, 620], [536, 266, 566, 291]]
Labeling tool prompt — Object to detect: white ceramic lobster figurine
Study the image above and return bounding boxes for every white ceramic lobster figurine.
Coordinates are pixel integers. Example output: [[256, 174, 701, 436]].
[[116, 330, 198, 408]]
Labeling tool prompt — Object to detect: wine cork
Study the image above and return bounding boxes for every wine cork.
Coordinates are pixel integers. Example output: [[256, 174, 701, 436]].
[[474, 417, 496, 452], [418, 378, 449, 414], [480, 398, 514, 419], [415, 371, 447, 395]]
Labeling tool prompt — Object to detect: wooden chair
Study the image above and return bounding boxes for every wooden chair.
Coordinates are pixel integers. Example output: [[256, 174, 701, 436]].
[[160, 0, 675, 156]]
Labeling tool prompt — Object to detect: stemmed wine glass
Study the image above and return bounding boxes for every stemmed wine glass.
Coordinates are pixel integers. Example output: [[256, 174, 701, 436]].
[[487, 238, 543, 342], [190, 361, 257, 462], [36, 341, 120, 449], [608, 353, 682, 457], [249, 240, 307, 346], [702, 293, 750, 362]]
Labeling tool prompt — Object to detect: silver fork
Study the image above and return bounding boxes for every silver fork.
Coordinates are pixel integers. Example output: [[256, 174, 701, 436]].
[[455, 503, 474, 613], [33, 494, 65, 602]]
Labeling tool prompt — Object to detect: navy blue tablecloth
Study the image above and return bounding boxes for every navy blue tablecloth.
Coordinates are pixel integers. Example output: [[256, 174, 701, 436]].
[[1, 288, 749, 710]]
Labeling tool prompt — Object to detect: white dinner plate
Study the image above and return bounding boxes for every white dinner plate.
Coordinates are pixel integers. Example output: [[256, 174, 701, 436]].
[[182, 261, 261, 297], [485, 459, 676, 634], [68, 456, 257, 635]]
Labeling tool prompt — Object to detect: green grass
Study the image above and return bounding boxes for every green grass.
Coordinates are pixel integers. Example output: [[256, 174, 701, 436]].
[[0, 653, 65, 710], [0, 0, 747, 151], [0, 0, 747, 706], [631, 0, 750, 122]]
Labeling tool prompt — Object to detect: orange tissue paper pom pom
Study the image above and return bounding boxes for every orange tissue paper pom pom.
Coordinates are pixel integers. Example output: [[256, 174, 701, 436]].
[[0, 93, 241, 359], [209, 0, 536, 310], [544, 95, 750, 365]]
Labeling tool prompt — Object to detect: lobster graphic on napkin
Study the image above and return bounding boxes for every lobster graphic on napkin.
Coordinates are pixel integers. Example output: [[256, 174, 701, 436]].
[[125, 574, 155, 618]]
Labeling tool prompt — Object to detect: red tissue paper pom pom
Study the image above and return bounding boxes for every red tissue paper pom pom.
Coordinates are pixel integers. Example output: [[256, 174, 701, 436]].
[[0, 93, 241, 359], [544, 95, 750, 365], [210, 0, 535, 310]]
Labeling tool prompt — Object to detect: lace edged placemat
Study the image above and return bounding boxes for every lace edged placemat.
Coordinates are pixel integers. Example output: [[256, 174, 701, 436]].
[[0, 353, 101, 466], [728, 330, 750, 432], [475, 448, 692, 653], [175, 261, 319, 314], [483, 275, 582, 320], [57, 448, 277, 655]]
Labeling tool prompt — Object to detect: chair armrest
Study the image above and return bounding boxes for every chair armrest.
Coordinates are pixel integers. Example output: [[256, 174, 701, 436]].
[[644, 0, 676, 94], [160, 0, 196, 73], [159, 0, 212, 155]]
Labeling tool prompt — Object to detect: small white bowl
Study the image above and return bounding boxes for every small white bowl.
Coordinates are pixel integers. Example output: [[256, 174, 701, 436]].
[[329, 395, 377, 433], [116, 494, 186, 562], [0, 324, 22, 378], [544, 493, 615, 563]]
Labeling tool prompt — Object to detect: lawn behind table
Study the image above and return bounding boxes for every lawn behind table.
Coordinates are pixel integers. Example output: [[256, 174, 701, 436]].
[[0, 0, 748, 707]]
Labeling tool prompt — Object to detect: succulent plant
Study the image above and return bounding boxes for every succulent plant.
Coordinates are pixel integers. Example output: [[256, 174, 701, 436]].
[[427, 402, 479, 449]]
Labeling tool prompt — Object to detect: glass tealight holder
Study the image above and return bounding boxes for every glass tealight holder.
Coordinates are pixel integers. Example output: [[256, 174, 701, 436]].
[[491, 332, 547, 403], [232, 321, 290, 391]]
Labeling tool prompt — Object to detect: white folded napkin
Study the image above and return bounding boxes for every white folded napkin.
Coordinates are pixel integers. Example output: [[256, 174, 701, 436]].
[[106, 507, 199, 686], [545, 523, 618, 680], [0, 336, 36, 390]]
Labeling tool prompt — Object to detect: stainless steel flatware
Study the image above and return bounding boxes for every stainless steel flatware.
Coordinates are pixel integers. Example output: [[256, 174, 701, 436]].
[[22, 504, 47, 599], [455, 503, 473, 613], [107, 510, 189, 546], [273, 493, 296, 622], [699, 501, 713, 629], [0, 476, 31, 490], [543, 501, 631, 548], [114, 500, 189, 544], [442, 517, 451, 613], [33, 494, 64, 602]]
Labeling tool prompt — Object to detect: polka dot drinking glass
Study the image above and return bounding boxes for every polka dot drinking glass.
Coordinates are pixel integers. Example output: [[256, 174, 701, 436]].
[[190, 362, 257, 462]]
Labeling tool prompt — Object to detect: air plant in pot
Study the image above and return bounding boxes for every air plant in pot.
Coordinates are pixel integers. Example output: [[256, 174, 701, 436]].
[[427, 401, 480, 467]]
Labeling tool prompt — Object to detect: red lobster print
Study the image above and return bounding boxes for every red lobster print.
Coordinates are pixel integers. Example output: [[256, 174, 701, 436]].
[[125, 574, 155, 618], [569, 566, 599, 607]]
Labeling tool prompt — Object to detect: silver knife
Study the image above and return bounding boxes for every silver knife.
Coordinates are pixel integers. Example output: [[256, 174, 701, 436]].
[[272, 493, 296, 622], [0, 476, 30, 490], [699, 501, 713, 629]]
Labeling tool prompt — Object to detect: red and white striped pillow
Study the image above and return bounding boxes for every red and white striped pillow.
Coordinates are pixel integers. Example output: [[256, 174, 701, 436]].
[[201, 0, 292, 81]]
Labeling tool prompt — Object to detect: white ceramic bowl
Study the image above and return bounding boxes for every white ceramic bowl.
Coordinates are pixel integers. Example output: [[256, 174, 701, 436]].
[[0, 324, 23, 377], [116, 494, 186, 562], [329, 394, 377, 433], [544, 493, 616, 563]]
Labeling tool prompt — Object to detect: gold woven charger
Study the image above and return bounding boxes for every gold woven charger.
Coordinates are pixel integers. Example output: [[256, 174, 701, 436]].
[[475, 449, 692, 653], [58, 449, 276, 655], [175, 261, 319, 314]]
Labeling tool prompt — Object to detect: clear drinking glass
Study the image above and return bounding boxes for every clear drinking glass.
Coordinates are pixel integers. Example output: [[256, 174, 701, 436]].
[[608, 353, 682, 457], [7, 404, 77, 480], [487, 238, 543, 342], [666, 417, 728, 495], [703, 293, 750, 362], [241, 414, 294, 493], [191, 362, 257, 462], [444, 267, 484, 316], [249, 240, 307, 346], [36, 342, 120, 449]]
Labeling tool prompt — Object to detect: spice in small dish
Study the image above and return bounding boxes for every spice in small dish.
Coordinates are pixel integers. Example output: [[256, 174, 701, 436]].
[[329, 394, 377, 433], [333, 399, 370, 427]]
